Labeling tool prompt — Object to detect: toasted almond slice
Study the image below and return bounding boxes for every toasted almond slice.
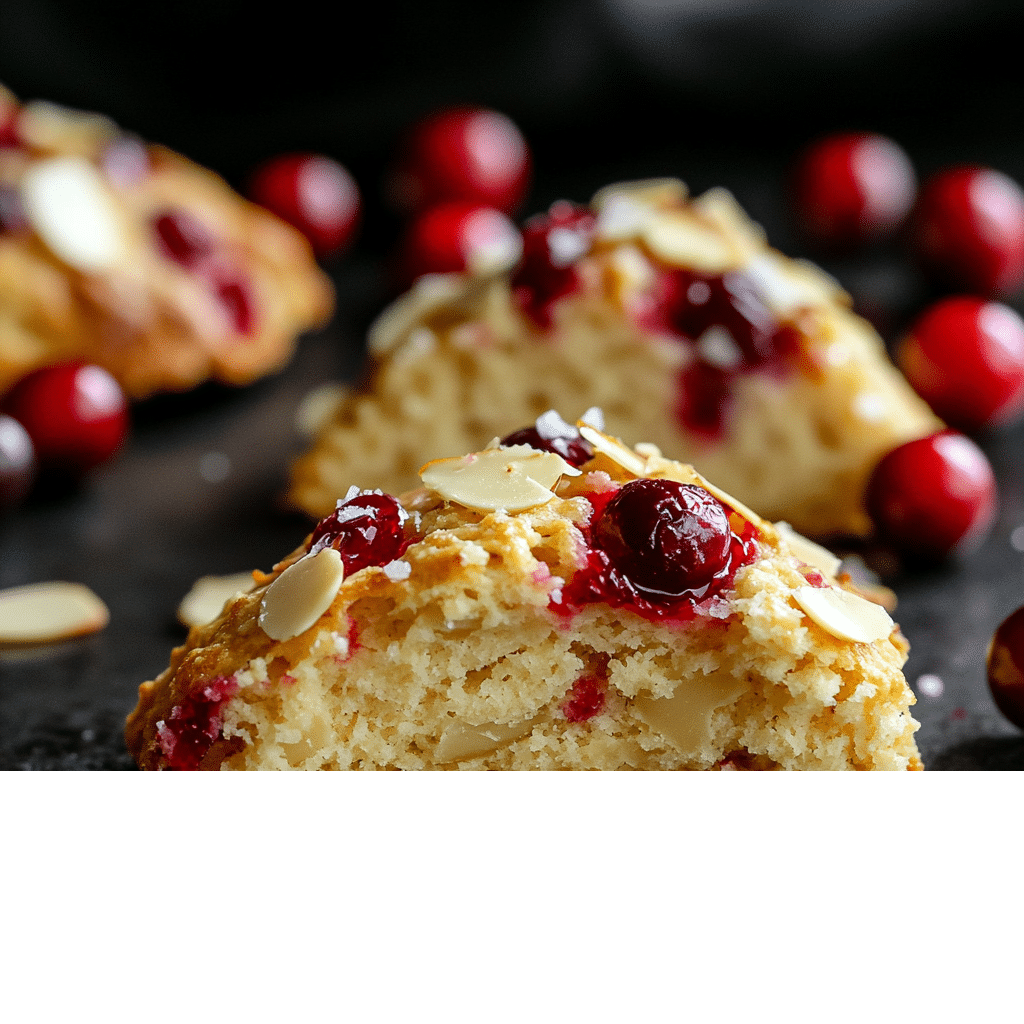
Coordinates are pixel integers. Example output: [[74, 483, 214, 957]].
[[743, 251, 842, 316], [591, 178, 688, 213], [688, 470, 765, 529], [259, 548, 345, 642], [420, 445, 578, 512], [0, 581, 109, 645], [775, 522, 842, 577], [794, 585, 894, 644], [577, 424, 647, 477], [435, 716, 539, 763], [178, 572, 255, 629], [642, 210, 737, 273], [367, 274, 470, 355], [294, 383, 349, 439]]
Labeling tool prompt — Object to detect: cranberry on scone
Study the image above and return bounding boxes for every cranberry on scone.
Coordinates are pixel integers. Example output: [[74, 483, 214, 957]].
[[987, 606, 1024, 729]]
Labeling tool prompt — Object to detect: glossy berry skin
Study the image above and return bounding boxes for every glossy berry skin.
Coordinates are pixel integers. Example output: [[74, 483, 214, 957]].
[[910, 165, 1024, 296], [390, 106, 531, 215], [397, 200, 521, 285], [987, 606, 1024, 729], [897, 296, 1024, 431], [1, 363, 128, 475], [500, 410, 594, 467], [593, 479, 733, 599], [247, 153, 360, 259], [792, 132, 916, 246], [865, 431, 997, 561], [309, 491, 410, 572], [0, 413, 36, 509]]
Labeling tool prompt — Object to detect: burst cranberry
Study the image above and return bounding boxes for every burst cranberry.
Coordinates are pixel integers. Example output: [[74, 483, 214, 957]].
[[791, 132, 916, 246], [910, 165, 1024, 296], [500, 410, 594, 467], [897, 296, 1024, 430], [987, 606, 1024, 729], [397, 200, 521, 285], [865, 431, 997, 560], [153, 210, 214, 269], [156, 676, 240, 770], [247, 153, 360, 259], [593, 479, 733, 599], [309, 491, 410, 573], [511, 201, 596, 329], [390, 106, 531, 215], [0, 413, 36, 509], [210, 269, 256, 336], [1, 362, 129, 475], [562, 675, 607, 722]]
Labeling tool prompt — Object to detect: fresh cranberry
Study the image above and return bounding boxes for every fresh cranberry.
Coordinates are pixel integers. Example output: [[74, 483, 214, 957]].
[[897, 296, 1024, 430], [156, 676, 240, 770], [247, 153, 360, 259], [1, 363, 129, 475], [0, 413, 36, 509], [153, 210, 215, 269], [511, 201, 596, 329], [865, 431, 997, 560], [390, 106, 531, 215], [500, 410, 594, 467], [987, 606, 1024, 729], [397, 200, 521, 285], [791, 132, 916, 246], [910, 165, 1024, 296], [562, 675, 607, 722], [309, 491, 410, 573]]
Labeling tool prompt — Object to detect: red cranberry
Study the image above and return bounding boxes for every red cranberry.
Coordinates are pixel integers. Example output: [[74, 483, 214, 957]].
[[209, 269, 256, 336], [1, 362, 129, 475], [987, 606, 1024, 729], [897, 296, 1024, 430], [792, 132, 916, 246], [865, 431, 997, 560], [156, 676, 240, 770], [397, 200, 521, 285], [247, 153, 360, 259], [0, 99, 20, 148], [562, 675, 607, 722], [511, 201, 596, 329], [0, 413, 36, 509], [309, 491, 410, 573], [153, 210, 215, 269], [593, 479, 733, 599], [390, 106, 531, 215], [910, 165, 1024, 296], [500, 410, 594, 468]]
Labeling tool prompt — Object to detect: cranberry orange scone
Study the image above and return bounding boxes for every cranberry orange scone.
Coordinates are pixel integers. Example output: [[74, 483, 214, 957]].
[[127, 416, 921, 770], [288, 178, 938, 539], [0, 87, 333, 399]]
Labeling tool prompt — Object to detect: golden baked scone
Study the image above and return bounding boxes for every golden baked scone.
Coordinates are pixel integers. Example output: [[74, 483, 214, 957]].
[[288, 178, 939, 539], [0, 86, 333, 399], [128, 416, 921, 770]]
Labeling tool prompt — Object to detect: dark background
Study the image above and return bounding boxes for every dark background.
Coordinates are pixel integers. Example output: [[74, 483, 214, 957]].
[[3, 0, 1024, 768]]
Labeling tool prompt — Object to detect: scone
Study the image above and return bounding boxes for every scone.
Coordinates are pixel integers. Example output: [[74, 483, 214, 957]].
[[0, 86, 333, 399], [288, 178, 938, 540], [127, 415, 921, 770]]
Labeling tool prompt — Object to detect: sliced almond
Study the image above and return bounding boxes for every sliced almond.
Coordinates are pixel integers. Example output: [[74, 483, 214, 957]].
[[591, 178, 688, 214], [641, 210, 737, 273], [577, 425, 647, 477], [691, 187, 766, 252], [688, 471, 765, 529], [793, 585, 894, 644], [435, 716, 538, 763], [294, 382, 349, 439], [775, 522, 841, 577], [419, 444, 579, 512], [178, 572, 255, 629], [0, 581, 109, 645], [259, 548, 345, 642], [367, 273, 470, 355], [743, 252, 841, 316]]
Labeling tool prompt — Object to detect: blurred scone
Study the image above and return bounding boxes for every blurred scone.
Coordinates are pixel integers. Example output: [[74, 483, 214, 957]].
[[127, 417, 921, 770], [0, 86, 333, 399], [288, 178, 938, 539]]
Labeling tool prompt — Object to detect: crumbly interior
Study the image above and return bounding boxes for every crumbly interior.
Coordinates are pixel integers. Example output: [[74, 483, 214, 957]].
[[0, 90, 333, 398], [128, 455, 922, 771], [288, 184, 938, 538]]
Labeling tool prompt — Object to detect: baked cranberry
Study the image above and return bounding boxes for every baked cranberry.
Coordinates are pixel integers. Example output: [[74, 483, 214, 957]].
[[500, 410, 594, 467], [865, 431, 997, 560], [390, 106, 531, 215], [562, 674, 607, 722], [511, 201, 596, 329], [309, 491, 410, 573], [1, 362, 128, 475], [987, 606, 1024, 729], [0, 413, 36, 509], [397, 200, 521, 285], [210, 269, 256, 336], [897, 296, 1024, 430], [593, 479, 733, 599], [791, 132, 916, 246], [153, 210, 214, 269], [910, 165, 1024, 296], [247, 153, 360, 259], [156, 676, 240, 770]]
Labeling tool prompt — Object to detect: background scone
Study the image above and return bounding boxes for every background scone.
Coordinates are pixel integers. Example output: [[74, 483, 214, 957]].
[[0, 86, 333, 399], [128, 417, 921, 770]]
